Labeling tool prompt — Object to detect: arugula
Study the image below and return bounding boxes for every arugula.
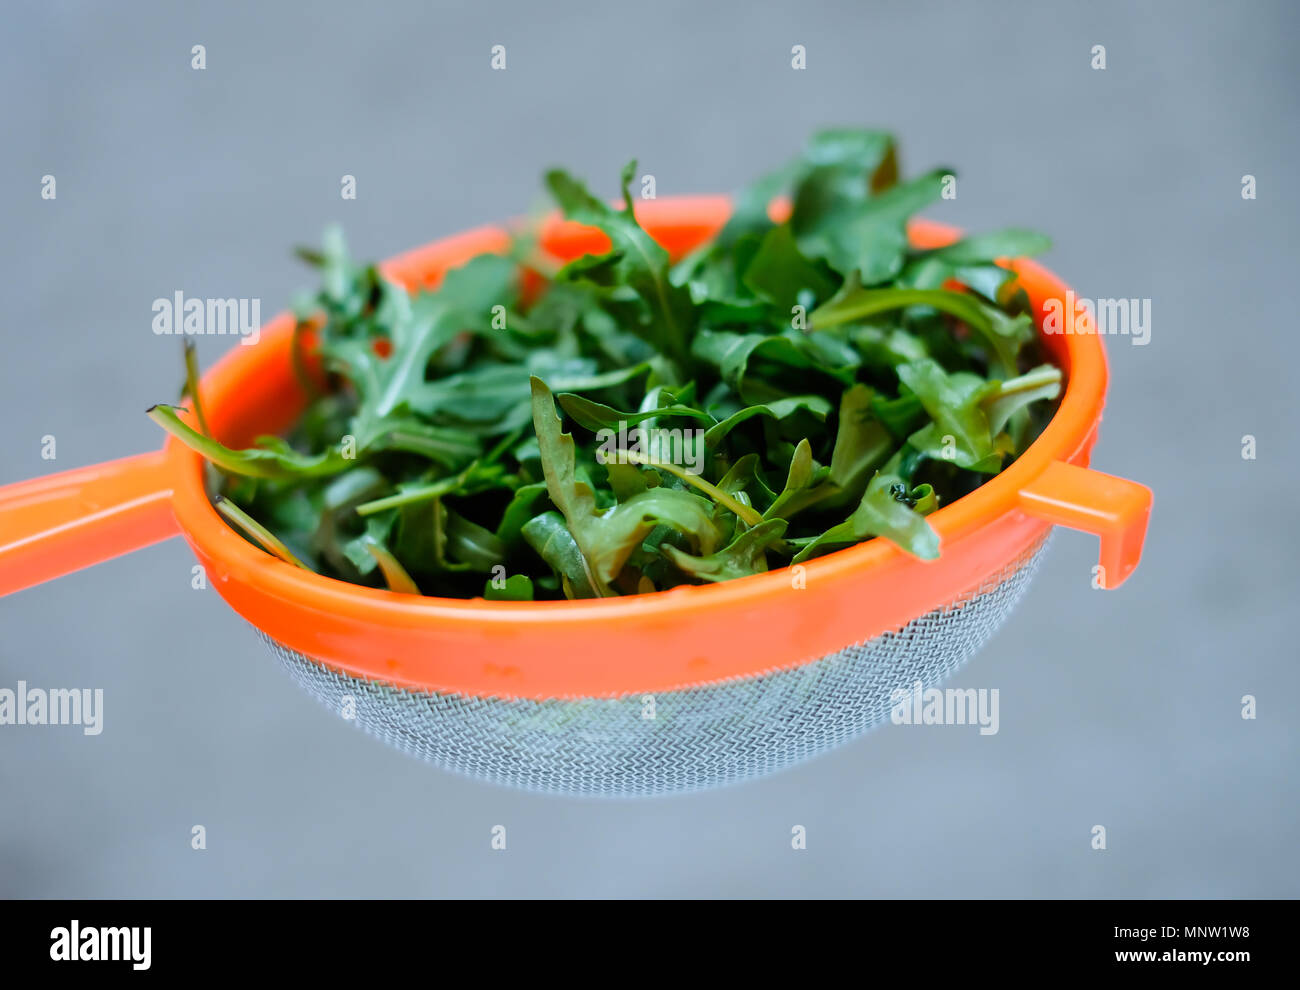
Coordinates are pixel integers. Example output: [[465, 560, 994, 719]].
[[545, 161, 696, 374], [151, 129, 1061, 600]]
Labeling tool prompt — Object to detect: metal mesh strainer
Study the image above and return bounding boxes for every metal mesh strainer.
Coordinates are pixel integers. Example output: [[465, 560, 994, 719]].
[[264, 537, 1048, 796], [0, 202, 1151, 799]]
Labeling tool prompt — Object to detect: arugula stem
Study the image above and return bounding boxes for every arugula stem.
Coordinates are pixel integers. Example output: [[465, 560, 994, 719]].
[[991, 365, 1061, 395], [290, 318, 323, 400], [182, 341, 211, 436], [362, 537, 421, 594], [809, 288, 979, 331], [615, 449, 764, 527], [147, 404, 346, 480], [354, 473, 465, 516], [214, 496, 309, 569], [148, 404, 251, 473]]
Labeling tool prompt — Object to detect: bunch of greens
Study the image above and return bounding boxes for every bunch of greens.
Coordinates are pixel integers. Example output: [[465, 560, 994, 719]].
[[150, 129, 1062, 601]]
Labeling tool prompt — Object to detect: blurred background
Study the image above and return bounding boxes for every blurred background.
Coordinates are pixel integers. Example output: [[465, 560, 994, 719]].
[[1, 0, 1296, 897]]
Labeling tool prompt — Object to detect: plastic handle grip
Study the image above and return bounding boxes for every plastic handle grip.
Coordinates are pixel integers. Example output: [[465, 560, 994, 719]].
[[0, 451, 178, 596], [1018, 460, 1152, 589]]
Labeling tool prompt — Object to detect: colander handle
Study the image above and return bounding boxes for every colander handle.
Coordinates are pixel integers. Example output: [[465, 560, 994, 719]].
[[0, 450, 178, 596], [1018, 460, 1152, 589]]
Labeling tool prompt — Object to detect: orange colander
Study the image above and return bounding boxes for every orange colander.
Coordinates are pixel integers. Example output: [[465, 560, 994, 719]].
[[0, 198, 1152, 796]]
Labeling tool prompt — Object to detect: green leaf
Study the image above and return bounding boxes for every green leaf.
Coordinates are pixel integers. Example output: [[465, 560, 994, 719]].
[[522, 512, 600, 598], [929, 229, 1051, 265], [702, 395, 832, 449], [529, 376, 608, 592], [897, 359, 1002, 472], [435, 501, 507, 571], [763, 439, 817, 520], [794, 472, 940, 562], [809, 281, 1027, 376], [825, 384, 893, 502], [851, 325, 930, 366], [147, 405, 349, 480], [495, 482, 550, 546], [982, 364, 1062, 434], [663, 519, 788, 582], [324, 253, 517, 444], [691, 330, 853, 399], [556, 393, 711, 432], [741, 224, 839, 311], [796, 169, 950, 285], [545, 162, 696, 370], [366, 420, 481, 467], [484, 573, 535, 601], [789, 130, 899, 233], [580, 487, 721, 584], [715, 452, 761, 496], [342, 512, 398, 576]]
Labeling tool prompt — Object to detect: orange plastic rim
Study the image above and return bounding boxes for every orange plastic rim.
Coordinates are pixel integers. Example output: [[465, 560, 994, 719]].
[[167, 198, 1119, 699]]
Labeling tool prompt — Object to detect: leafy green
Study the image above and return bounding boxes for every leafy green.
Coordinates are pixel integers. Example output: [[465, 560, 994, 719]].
[[809, 281, 1032, 377], [793, 473, 941, 562], [743, 225, 838, 311], [361, 536, 421, 594], [927, 229, 1052, 266], [796, 169, 952, 285], [214, 495, 310, 568], [150, 129, 1061, 600], [897, 359, 1003, 473], [484, 573, 535, 601], [663, 519, 789, 583], [148, 405, 349, 480], [545, 161, 696, 373]]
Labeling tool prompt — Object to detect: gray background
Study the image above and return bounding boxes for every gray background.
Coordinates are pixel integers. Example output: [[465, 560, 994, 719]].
[[1, 0, 1295, 897]]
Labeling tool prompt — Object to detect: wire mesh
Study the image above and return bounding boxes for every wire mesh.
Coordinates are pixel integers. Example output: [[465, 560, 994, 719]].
[[261, 536, 1049, 796]]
